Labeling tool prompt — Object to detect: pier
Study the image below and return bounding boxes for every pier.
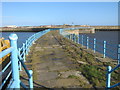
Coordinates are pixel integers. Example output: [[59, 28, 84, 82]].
[[22, 30, 92, 88], [0, 29, 120, 89]]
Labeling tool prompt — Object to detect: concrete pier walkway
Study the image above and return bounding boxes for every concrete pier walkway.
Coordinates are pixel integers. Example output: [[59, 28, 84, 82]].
[[22, 30, 91, 88]]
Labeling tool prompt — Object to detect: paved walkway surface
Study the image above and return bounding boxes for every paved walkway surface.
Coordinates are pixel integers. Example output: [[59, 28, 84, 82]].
[[21, 31, 92, 88]]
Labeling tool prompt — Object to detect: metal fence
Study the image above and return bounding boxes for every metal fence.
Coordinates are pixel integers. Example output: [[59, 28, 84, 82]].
[[60, 28, 120, 63], [106, 64, 120, 89], [0, 29, 50, 89], [59, 28, 120, 89]]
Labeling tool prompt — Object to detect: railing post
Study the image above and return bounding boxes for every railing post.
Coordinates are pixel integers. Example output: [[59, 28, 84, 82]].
[[26, 40, 28, 55], [69, 34, 71, 40], [94, 38, 96, 53], [18, 48, 22, 71], [74, 35, 76, 43], [9, 33, 20, 88], [106, 66, 112, 89], [87, 37, 89, 49], [32, 34, 35, 44], [82, 35, 83, 47], [23, 43, 26, 62], [118, 44, 120, 64], [78, 35, 79, 44], [76, 35, 77, 43], [68, 34, 69, 39], [29, 70, 33, 89], [70, 34, 71, 40], [72, 34, 73, 41], [104, 41, 106, 58]]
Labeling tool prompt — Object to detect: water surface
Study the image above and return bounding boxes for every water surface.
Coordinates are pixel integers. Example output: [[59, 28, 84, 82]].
[[1, 32, 36, 48]]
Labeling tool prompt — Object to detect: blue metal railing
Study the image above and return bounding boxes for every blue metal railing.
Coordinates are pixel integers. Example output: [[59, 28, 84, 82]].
[[59, 28, 120, 89], [106, 64, 120, 89], [0, 34, 20, 88], [0, 29, 50, 89], [59, 28, 119, 63]]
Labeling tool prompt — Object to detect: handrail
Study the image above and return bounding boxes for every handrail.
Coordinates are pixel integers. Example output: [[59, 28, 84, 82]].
[[60, 28, 120, 89], [0, 29, 50, 89], [2, 61, 11, 73], [19, 58, 31, 78], [18, 29, 50, 88], [106, 64, 120, 89], [0, 70, 12, 88], [59, 28, 119, 64], [108, 64, 120, 73], [20, 81, 28, 88], [0, 47, 14, 58], [0, 33, 20, 88]]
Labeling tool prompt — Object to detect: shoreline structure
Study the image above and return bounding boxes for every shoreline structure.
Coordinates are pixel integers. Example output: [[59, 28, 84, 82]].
[[0, 26, 120, 32]]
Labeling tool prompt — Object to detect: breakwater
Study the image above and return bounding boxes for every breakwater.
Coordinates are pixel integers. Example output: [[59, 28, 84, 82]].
[[0, 28, 48, 32], [1, 26, 120, 32], [95, 29, 120, 31]]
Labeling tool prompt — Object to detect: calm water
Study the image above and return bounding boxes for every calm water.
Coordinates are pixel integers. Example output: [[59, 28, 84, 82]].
[[80, 31, 119, 59], [1, 31, 119, 60], [1, 32, 36, 48], [83, 31, 118, 45]]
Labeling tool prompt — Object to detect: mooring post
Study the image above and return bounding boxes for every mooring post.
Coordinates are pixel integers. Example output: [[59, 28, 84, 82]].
[[118, 44, 120, 64], [104, 41, 106, 58], [94, 38, 96, 53], [82, 35, 83, 47], [9, 33, 20, 88], [87, 37, 89, 49], [29, 70, 33, 89], [106, 66, 111, 90]]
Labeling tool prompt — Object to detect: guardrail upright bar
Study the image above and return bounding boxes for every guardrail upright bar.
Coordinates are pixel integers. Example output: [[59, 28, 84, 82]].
[[72, 34, 73, 41], [78, 35, 79, 44], [29, 70, 33, 88], [74, 35, 76, 43], [93, 38, 96, 53], [87, 37, 89, 49], [70, 34, 72, 40], [106, 66, 112, 89], [76, 35, 77, 43], [23, 43, 26, 62], [104, 41, 106, 58], [26, 40, 28, 55], [82, 35, 83, 47], [18, 48, 22, 71], [9, 33, 20, 88], [118, 44, 120, 64]]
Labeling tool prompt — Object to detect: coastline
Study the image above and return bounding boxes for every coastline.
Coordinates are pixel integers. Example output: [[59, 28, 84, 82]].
[[0, 26, 120, 32]]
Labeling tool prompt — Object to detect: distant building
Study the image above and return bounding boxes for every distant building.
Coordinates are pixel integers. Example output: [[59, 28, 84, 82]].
[[45, 25, 52, 28], [6, 25, 17, 28], [80, 25, 90, 27]]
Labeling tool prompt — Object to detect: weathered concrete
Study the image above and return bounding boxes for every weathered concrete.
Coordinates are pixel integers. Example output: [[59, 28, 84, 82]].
[[20, 30, 119, 89], [21, 30, 92, 88]]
